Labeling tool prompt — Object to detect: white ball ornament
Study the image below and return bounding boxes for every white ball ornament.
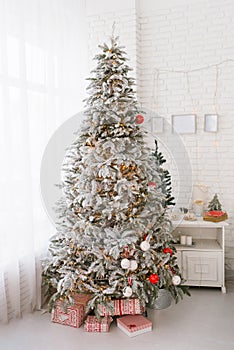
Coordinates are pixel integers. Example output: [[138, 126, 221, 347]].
[[123, 286, 133, 298], [172, 275, 181, 286], [140, 241, 150, 252], [129, 260, 138, 271], [121, 258, 130, 269]]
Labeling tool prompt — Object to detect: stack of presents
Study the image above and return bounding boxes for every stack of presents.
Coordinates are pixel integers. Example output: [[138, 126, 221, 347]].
[[51, 293, 152, 337]]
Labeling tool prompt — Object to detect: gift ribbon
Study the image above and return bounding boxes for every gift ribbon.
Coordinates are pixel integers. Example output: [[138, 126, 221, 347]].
[[118, 300, 123, 316], [129, 324, 136, 329]]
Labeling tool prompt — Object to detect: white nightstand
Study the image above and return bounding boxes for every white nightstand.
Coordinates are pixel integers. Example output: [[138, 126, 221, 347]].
[[172, 218, 228, 293]]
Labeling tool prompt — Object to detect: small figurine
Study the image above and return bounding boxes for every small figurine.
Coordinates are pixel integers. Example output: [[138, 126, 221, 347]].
[[203, 194, 228, 222]]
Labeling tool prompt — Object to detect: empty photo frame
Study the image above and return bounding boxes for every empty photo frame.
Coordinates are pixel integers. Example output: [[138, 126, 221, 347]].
[[204, 114, 218, 132], [172, 114, 196, 134]]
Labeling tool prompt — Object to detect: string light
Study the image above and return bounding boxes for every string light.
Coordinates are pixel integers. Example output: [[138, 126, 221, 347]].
[[213, 65, 219, 115], [152, 58, 234, 117], [151, 59, 234, 207], [152, 58, 234, 75], [185, 71, 197, 115]]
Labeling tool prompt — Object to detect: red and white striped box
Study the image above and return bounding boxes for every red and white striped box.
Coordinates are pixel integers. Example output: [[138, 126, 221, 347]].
[[117, 315, 152, 337], [84, 316, 113, 333], [51, 293, 92, 328], [98, 298, 145, 316]]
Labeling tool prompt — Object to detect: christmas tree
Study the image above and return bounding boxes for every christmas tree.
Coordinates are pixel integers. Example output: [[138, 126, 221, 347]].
[[208, 193, 222, 211], [152, 140, 175, 208], [42, 36, 189, 317]]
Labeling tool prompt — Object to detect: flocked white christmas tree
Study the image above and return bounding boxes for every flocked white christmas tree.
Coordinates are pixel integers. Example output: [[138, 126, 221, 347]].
[[42, 36, 189, 316]]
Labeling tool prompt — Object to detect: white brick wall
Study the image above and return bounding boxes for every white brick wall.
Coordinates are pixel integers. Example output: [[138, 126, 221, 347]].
[[86, 0, 234, 272], [138, 0, 234, 272], [86, 7, 137, 79]]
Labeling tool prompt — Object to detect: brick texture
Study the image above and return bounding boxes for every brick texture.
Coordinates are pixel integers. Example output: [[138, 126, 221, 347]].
[[87, 0, 234, 272]]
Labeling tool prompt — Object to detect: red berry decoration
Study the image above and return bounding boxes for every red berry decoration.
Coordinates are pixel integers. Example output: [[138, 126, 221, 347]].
[[163, 247, 173, 256], [149, 273, 159, 284], [135, 114, 144, 124], [123, 246, 130, 257], [170, 266, 175, 275]]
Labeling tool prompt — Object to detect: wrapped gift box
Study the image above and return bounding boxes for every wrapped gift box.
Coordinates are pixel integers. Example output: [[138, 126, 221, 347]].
[[84, 316, 113, 333], [98, 298, 145, 316], [117, 315, 152, 337], [51, 293, 92, 328]]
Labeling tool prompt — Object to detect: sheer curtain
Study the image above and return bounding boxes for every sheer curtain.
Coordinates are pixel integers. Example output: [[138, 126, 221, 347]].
[[0, 0, 88, 323]]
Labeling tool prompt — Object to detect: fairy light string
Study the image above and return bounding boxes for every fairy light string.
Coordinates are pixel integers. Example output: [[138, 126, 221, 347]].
[[152, 58, 234, 115], [151, 59, 234, 208], [152, 58, 234, 75]]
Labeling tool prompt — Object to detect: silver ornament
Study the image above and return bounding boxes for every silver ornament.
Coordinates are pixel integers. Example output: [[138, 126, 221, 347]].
[[123, 286, 133, 298], [140, 241, 150, 251], [129, 260, 138, 271], [121, 258, 130, 269], [172, 275, 181, 285]]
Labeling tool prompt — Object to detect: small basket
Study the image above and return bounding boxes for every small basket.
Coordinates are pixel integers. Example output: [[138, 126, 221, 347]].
[[147, 289, 172, 310], [203, 211, 228, 222]]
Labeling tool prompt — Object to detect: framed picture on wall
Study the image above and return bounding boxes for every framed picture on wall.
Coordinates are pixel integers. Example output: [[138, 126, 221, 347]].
[[172, 114, 196, 134], [204, 114, 218, 132]]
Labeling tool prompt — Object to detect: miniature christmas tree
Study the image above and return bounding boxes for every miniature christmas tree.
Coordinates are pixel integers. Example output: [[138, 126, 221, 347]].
[[42, 36, 189, 317], [152, 140, 175, 208], [208, 194, 222, 211], [203, 193, 227, 222]]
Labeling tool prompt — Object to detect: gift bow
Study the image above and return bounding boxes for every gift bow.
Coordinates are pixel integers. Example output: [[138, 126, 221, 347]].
[[129, 324, 136, 329]]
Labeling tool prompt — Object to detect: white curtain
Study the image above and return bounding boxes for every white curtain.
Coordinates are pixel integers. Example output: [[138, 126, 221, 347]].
[[0, 0, 88, 323]]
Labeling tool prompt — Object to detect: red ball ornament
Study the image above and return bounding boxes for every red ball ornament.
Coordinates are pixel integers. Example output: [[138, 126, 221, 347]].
[[149, 273, 159, 284], [135, 114, 144, 124], [148, 181, 156, 188], [163, 247, 173, 256]]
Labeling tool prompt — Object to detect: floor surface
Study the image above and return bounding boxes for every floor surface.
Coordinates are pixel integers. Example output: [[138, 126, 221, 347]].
[[1, 284, 234, 350]]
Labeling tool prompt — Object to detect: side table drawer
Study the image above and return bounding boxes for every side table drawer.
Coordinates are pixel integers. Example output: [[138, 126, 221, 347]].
[[182, 251, 222, 286]]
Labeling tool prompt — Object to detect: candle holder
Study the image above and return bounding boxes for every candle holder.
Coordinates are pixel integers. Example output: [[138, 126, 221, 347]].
[[193, 199, 204, 217]]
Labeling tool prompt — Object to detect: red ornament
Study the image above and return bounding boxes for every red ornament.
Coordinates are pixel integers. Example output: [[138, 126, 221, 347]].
[[170, 266, 175, 275], [163, 247, 173, 256], [149, 273, 159, 284], [143, 234, 147, 240], [148, 181, 156, 188], [135, 114, 144, 124], [123, 246, 130, 258], [128, 277, 132, 286]]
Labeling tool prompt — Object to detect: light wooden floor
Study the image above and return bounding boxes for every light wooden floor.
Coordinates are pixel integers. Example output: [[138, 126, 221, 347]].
[[1, 283, 234, 350]]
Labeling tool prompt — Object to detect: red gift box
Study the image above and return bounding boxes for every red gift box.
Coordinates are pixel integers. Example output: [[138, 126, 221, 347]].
[[51, 293, 92, 328], [117, 315, 152, 337], [84, 316, 113, 333], [98, 298, 145, 316]]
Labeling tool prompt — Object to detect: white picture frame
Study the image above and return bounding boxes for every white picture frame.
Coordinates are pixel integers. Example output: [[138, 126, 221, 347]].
[[204, 114, 218, 132], [172, 114, 196, 134]]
